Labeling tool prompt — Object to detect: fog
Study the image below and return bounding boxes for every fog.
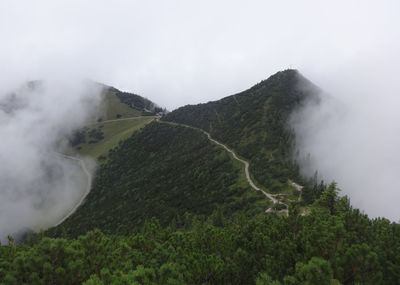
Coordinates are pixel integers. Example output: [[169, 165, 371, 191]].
[[0, 0, 400, 237], [0, 81, 102, 243], [1, 1, 397, 111], [292, 62, 400, 221]]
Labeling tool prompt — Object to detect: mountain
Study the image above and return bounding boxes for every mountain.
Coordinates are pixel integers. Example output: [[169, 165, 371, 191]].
[[48, 121, 269, 237], [47, 70, 318, 237], [163, 70, 320, 194], [3, 70, 400, 284]]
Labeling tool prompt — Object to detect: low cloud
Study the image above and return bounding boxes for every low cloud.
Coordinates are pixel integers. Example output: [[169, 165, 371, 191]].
[[292, 66, 400, 221], [0, 81, 102, 243]]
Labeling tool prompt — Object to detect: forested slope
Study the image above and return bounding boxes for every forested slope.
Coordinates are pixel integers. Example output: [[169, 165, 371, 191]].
[[53, 70, 323, 237], [3, 192, 400, 284], [48, 122, 268, 237], [3, 71, 400, 284], [163, 70, 320, 196]]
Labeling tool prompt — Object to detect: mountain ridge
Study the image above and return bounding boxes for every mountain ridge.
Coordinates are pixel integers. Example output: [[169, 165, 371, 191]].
[[3, 70, 400, 284], [47, 69, 319, 237], [163, 69, 321, 200]]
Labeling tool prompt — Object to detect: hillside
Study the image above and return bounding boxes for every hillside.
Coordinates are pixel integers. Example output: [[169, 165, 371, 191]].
[[68, 85, 162, 161], [5, 194, 400, 284], [48, 122, 269, 237], [4, 70, 400, 284], [49, 70, 320, 237], [98, 86, 164, 120], [163, 70, 321, 201]]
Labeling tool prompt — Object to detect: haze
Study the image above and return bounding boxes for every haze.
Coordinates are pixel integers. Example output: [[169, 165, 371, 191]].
[[0, 0, 400, 239]]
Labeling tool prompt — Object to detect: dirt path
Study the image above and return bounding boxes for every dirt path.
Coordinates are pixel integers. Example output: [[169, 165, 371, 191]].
[[204, 129, 308, 215], [290, 181, 303, 202], [200, 129, 295, 215], [200, 130, 279, 204], [159, 121, 294, 213], [99, 116, 154, 124], [161, 120, 293, 211], [53, 154, 92, 227], [54, 117, 298, 225]]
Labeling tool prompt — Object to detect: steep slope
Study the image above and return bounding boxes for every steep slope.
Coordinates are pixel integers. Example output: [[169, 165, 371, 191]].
[[163, 69, 320, 194], [68, 85, 161, 160], [48, 122, 268, 237], [98, 86, 164, 120], [7, 72, 400, 284], [49, 70, 321, 237]]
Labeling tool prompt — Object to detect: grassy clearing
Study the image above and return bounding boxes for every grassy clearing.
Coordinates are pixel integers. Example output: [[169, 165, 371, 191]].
[[99, 91, 143, 120], [75, 117, 154, 160]]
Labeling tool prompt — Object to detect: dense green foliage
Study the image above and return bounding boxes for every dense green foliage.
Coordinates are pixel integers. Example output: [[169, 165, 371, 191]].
[[163, 70, 320, 197], [48, 122, 268, 237], [5, 71, 397, 284], [3, 188, 400, 284], [1, 71, 398, 285]]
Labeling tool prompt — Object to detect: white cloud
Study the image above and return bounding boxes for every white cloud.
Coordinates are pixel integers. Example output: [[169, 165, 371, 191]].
[[0, 81, 101, 242]]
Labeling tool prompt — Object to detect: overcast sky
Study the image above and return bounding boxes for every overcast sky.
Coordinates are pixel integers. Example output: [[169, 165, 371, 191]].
[[0, 0, 398, 110], [1, 1, 400, 221]]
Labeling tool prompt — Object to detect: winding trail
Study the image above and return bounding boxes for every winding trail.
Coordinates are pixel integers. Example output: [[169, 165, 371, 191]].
[[54, 117, 299, 226], [161, 121, 292, 214], [53, 154, 92, 227], [198, 129, 293, 215], [200, 130, 279, 204], [291, 181, 303, 202], [200, 129, 306, 215], [99, 116, 153, 124]]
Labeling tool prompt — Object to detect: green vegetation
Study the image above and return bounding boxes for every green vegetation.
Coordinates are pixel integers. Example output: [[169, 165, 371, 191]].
[[48, 122, 269, 237], [3, 188, 400, 284], [99, 89, 143, 120], [97, 87, 163, 121], [163, 70, 321, 199], [4, 71, 397, 284], [67, 85, 161, 161], [111, 87, 164, 115], [73, 117, 154, 160]]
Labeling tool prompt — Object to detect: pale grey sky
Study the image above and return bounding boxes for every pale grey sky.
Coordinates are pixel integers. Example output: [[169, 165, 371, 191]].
[[1, 0, 398, 110]]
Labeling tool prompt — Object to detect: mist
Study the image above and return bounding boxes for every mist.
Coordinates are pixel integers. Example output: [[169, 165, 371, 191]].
[[292, 61, 400, 221], [0, 81, 102, 243]]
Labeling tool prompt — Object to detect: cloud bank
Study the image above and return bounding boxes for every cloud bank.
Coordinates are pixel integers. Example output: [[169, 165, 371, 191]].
[[0, 81, 102, 243], [292, 59, 400, 220], [1, 1, 398, 110]]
